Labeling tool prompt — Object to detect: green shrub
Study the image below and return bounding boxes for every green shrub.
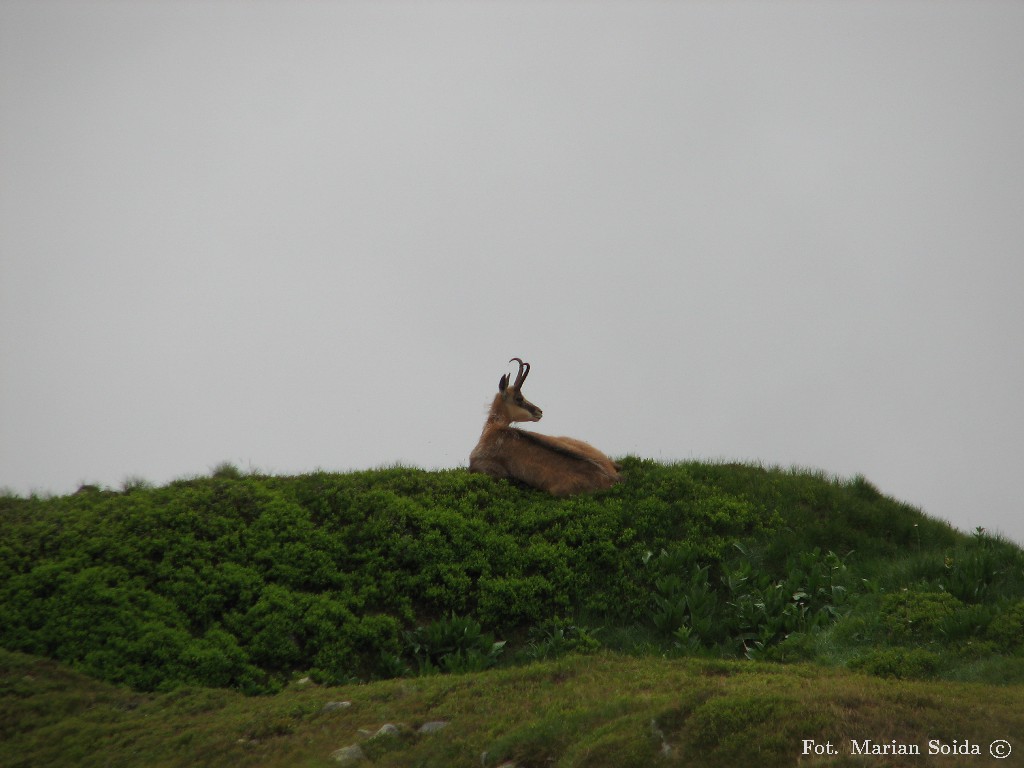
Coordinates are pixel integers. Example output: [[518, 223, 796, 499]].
[[524, 617, 601, 661], [850, 647, 942, 679], [404, 613, 505, 674], [1, 461, 1020, 693], [879, 591, 964, 642], [646, 545, 851, 656], [986, 601, 1024, 652]]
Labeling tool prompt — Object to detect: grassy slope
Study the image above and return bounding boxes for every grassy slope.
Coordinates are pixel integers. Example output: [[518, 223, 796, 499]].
[[3, 647, 1023, 768], [2, 460, 1024, 765]]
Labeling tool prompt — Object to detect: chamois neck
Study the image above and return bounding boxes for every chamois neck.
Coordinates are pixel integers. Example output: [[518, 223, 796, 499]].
[[485, 393, 512, 427]]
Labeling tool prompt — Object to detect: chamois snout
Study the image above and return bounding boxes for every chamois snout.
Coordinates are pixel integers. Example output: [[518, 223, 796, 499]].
[[508, 397, 542, 423]]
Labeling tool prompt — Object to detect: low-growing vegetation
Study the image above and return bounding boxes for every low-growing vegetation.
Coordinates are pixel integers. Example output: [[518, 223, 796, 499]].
[[2, 459, 1022, 695], [2, 458, 1023, 765], [2, 647, 1022, 768]]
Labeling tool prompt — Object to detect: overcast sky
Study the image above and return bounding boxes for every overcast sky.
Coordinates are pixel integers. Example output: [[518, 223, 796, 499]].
[[2, 1, 1022, 544]]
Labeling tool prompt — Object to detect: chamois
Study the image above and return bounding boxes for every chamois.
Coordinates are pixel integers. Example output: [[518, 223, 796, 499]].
[[468, 358, 622, 496]]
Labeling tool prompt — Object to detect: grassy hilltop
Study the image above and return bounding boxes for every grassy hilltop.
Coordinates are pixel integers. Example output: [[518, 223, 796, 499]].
[[2, 459, 1023, 766]]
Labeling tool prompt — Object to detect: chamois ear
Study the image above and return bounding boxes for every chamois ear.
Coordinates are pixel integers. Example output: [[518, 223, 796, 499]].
[[498, 373, 509, 392]]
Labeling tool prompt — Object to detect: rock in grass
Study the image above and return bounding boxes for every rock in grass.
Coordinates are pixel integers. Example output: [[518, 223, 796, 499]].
[[330, 744, 366, 764], [418, 720, 449, 734], [358, 723, 400, 739], [371, 723, 402, 739]]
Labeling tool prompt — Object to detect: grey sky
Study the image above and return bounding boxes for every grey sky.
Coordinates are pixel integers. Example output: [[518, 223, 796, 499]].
[[2, 1, 1022, 544]]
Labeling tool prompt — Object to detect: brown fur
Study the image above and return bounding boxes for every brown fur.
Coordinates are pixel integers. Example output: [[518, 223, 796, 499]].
[[468, 359, 622, 496]]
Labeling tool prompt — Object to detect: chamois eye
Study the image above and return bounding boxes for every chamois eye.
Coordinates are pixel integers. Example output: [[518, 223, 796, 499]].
[[515, 395, 524, 404]]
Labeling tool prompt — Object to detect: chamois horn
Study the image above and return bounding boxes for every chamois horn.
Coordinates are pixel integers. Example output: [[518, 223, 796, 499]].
[[509, 357, 530, 391]]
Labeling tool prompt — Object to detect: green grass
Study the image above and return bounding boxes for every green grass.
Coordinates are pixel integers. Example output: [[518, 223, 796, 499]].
[[2, 459, 1023, 764], [3, 647, 1022, 767]]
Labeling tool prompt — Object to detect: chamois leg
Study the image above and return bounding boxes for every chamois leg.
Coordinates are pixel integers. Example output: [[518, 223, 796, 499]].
[[468, 458, 509, 480], [542, 475, 588, 497]]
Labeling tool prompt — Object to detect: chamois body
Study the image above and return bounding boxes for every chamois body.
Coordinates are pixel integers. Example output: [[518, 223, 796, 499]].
[[468, 359, 621, 496]]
